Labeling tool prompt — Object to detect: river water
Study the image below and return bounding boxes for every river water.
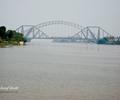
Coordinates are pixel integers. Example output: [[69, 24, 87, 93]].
[[0, 40, 120, 100]]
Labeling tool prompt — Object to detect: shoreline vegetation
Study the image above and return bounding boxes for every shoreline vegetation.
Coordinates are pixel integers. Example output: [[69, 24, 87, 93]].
[[0, 26, 26, 48], [97, 36, 120, 45]]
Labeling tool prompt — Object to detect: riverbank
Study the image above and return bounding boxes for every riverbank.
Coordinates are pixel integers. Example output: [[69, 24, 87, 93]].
[[0, 40, 25, 48], [0, 26, 26, 48]]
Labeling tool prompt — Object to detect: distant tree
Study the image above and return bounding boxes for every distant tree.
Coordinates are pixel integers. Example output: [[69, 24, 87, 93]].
[[12, 32, 24, 42], [0, 26, 6, 39], [6, 30, 15, 39], [97, 37, 108, 44], [6, 30, 24, 41]]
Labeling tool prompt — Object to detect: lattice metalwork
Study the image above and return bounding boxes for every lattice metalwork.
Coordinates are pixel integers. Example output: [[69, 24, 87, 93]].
[[16, 20, 111, 43]]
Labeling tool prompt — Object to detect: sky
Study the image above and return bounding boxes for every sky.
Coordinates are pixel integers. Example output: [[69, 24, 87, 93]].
[[0, 0, 120, 36]]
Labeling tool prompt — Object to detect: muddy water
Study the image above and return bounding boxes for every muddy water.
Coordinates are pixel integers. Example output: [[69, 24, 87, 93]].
[[0, 40, 120, 100]]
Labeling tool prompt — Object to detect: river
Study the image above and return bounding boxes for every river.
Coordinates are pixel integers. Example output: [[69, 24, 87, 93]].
[[0, 39, 120, 100]]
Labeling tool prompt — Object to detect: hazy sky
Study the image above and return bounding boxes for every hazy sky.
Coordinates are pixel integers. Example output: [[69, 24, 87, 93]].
[[0, 0, 120, 35]]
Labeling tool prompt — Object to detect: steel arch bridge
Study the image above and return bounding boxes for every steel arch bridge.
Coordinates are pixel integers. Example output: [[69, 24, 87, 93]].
[[16, 20, 110, 43]]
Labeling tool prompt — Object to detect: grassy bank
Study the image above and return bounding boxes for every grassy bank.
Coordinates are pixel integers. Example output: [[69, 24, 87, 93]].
[[0, 40, 24, 48]]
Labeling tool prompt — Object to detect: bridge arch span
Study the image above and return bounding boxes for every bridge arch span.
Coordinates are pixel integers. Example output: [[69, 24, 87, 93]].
[[16, 20, 111, 43], [35, 20, 82, 30]]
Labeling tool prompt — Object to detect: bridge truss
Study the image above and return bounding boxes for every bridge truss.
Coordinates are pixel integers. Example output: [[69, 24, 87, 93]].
[[16, 20, 110, 43]]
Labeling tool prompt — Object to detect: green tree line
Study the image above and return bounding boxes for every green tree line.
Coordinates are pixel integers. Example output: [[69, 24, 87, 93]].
[[0, 26, 26, 47]]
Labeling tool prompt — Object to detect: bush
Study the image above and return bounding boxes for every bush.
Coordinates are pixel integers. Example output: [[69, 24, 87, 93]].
[[97, 38, 108, 44]]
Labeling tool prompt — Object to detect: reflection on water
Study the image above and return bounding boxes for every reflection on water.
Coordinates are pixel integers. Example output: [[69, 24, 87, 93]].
[[0, 39, 120, 100]]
